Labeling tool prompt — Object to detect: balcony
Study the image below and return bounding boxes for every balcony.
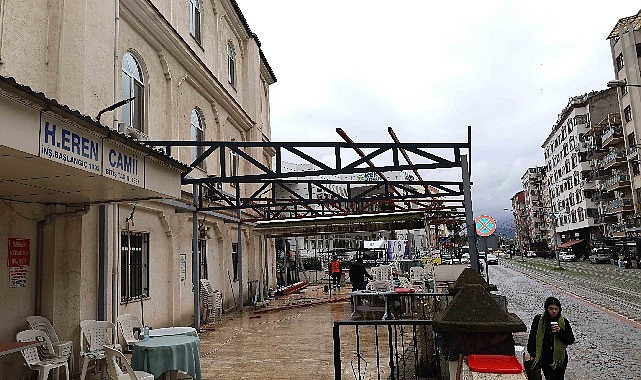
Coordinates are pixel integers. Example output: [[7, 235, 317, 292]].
[[593, 167, 612, 180], [601, 126, 624, 147], [586, 146, 608, 160], [601, 149, 627, 169], [627, 146, 639, 160], [602, 173, 631, 191], [603, 197, 634, 213], [591, 190, 615, 202], [595, 214, 618, 224]]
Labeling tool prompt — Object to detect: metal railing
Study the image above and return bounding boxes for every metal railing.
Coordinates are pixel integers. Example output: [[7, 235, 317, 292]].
[[334, 293, 453, 380], [333, 319, 440, 380]]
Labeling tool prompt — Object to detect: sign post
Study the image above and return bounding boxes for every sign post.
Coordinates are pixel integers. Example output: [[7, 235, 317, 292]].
[[475, 215, 496, 282]]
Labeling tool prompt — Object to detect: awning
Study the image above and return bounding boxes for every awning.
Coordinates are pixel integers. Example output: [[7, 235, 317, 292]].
[[559, 239, 584, 249]]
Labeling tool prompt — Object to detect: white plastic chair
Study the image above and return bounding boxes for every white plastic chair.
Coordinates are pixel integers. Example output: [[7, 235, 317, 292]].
[[372, 265, 393, 282], [366, 280, 392, 292], [16, 329, 70, 380], [116, 314, 142, 352], [409, 266, 426, 286], [80, 320, 122, 380], [26, 315, 74, 372], [104, 346, 153, 380]]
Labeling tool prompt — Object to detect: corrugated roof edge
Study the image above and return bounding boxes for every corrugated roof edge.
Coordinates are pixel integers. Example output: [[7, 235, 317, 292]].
[[0, 74, 190, 172]]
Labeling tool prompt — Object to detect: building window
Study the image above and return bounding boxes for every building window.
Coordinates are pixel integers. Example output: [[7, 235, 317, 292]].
[[121, 52, 144, 132], [616, 53, 624, 71], [227, 41, 236, 87], [621, 79, 629, 96], [191, 109, 205, 169], [199, 239, 207, 279], [189, 0, 201, 43], [121, 231, 149, 302], [624, 106, 632, 123], [231, 243, 239, 281]]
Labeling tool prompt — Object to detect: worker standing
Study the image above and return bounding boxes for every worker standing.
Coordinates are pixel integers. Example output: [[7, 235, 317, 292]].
[[330, 256, 342, 289]]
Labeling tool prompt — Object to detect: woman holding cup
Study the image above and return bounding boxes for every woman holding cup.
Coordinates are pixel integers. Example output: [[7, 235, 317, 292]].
[[526, 297, 575, 380]]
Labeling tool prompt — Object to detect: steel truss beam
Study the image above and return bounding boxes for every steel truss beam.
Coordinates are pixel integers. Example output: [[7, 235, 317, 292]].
[[144, 130, 471, 224]]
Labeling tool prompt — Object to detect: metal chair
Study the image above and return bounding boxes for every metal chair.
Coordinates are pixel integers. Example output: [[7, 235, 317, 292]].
[[104, 346, 153, 380], [16, 329, 70, 380], [26, 315, 74, 372], [80, 320, 122, 380], [116, 314, 142, 352]]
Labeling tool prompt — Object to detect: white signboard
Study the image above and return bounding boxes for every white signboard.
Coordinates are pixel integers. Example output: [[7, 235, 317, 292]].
[[10, 266, 27, 287], [103, 140, 144, 186], [39, 114, 102, 174]]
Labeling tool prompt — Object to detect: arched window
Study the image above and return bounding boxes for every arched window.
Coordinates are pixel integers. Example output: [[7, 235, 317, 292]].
[[121, 52, 144, 131], [191, 109, 205, 169], [227, 41, 236, 86]]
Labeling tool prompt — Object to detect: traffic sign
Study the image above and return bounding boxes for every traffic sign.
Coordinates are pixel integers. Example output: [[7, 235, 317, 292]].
[[475, 215, 496, 237]]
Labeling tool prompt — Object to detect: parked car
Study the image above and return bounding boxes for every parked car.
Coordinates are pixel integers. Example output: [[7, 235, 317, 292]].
[[559, 251, 576, 262], [460, 253, 470, 264], [589, 248, 612, 264], [525, 251, 538, 258], [440, 253, 454, 265], [486, 253, 499, 265]]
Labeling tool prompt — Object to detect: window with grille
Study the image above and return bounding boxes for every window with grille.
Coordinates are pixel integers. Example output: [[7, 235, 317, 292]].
[[616, 53, 624, 71], [121, 231, 149, 302], [624, 106, 632, 123], [199, 239, 208, 279], [231, 243, 239, 281], [227, 41, 236, 87]]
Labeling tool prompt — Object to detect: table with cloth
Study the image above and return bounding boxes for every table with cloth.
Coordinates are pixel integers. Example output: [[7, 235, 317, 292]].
[[131, 335, 202, 380], [148, 327, 198, 338]]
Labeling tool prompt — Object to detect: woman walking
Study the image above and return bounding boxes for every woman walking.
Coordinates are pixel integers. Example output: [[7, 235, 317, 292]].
[[526, 297, 575, 380]]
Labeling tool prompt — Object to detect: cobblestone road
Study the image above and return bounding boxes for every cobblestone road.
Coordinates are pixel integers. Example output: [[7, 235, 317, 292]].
[[488, 262, 641, 380]]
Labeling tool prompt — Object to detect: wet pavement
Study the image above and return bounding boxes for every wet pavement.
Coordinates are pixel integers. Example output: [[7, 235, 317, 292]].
[[198, 266, 468, 380], [199, 285, 353, 380]]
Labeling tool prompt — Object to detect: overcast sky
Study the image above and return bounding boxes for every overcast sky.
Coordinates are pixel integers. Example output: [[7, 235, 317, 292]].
[[236, 1, 640, 229]]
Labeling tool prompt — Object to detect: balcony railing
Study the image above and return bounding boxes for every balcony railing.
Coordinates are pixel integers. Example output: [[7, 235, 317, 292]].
[[603, 197, 634, 213], [601, 173, 631, 190], [601, 126, 623, 147], [600, 149, 627, 168]]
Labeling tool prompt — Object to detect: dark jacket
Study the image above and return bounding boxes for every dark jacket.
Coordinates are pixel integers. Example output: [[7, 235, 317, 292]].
[[527, 313, 575, 364], [349, 261, 372, 283]]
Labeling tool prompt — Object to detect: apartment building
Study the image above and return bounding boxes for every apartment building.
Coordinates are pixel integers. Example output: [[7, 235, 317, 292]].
[[541, 89, 619, 256], [0, 0, 275, 375], [519, 167, 548, 251], [608, 9, 641, 245], [510, 190, 528, 253]]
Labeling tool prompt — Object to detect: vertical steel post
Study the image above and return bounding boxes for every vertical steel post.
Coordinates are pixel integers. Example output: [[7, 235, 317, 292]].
[[237, 184, 244, 311], [192, 185, 201, 331], [461, 155, 480, 273]]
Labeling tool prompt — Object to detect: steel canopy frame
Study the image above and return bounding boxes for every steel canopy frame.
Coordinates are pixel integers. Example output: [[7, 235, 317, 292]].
[[143, 139, 471, 222]]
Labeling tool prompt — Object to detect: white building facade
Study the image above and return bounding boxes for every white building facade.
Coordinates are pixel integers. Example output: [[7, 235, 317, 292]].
[[0, 0, 276, 376]]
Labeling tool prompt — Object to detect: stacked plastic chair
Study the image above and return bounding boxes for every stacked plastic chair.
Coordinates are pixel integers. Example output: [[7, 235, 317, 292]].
[[16, 329, 70, 380], [26, 315, 74, 373]]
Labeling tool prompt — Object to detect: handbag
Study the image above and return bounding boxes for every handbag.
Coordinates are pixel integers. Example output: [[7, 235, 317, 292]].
[[523, 359, 542, 380]]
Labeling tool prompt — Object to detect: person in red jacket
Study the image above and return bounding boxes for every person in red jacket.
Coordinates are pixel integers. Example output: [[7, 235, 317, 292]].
[[329, 256, 342, 289]]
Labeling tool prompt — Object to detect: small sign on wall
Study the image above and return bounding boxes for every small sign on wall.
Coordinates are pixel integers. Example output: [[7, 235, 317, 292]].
[[8, 238, 30, 267], [180, 254, 187, 281], [10, 266, 27, 287]]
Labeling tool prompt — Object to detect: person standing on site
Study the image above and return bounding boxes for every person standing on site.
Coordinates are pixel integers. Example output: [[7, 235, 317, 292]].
[[349, 257, 373, 291], [329, 256, 342, 289], [526, 296, 575, 380]]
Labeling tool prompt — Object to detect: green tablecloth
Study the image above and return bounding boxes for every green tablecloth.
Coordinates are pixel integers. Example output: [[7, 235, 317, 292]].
[[131, 335, 201, 380]]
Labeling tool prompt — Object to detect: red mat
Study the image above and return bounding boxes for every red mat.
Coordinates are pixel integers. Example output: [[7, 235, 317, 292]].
[[467, 354, 523, 374]]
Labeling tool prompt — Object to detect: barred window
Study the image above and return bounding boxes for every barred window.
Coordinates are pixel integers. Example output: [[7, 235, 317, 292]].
[[231, 243, 239, 281], [121, 231, 149, 302], [199, 239, 208, 280]]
